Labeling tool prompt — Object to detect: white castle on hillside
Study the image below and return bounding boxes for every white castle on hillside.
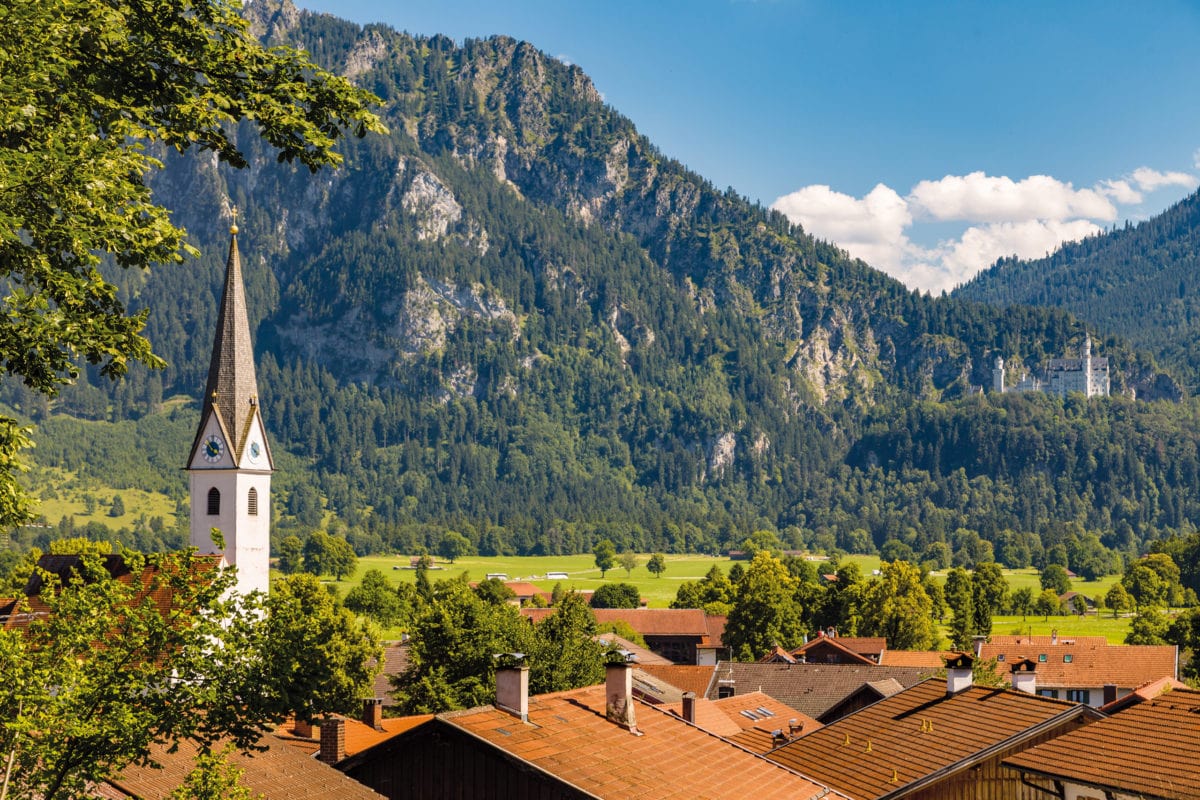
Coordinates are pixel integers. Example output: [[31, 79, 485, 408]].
[[992, 338, 1110, 398]]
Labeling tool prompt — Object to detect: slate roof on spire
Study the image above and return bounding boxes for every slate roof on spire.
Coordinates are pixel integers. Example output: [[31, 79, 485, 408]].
[[196, 219, 261, 462]]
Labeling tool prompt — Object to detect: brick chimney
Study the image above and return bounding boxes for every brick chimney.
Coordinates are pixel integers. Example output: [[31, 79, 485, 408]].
[[362, 697, 384, 730], [944, 652, 974, 695], [681, 691, 697, 724], [1011, 659, 1038, 694], [605, 651, 638, 731], [495, 653, 529, 723], [318, 716, 346, 764]]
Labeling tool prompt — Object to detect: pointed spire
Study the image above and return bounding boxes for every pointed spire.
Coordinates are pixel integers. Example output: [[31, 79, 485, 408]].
[[200, 208, 261, 460]]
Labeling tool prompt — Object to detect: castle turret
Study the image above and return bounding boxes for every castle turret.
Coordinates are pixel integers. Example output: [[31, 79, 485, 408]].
[[992, 357, 1006, 394]]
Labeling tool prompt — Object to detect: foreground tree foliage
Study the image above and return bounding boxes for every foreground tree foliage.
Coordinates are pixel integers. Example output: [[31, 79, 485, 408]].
[[0, 0, 384, 528], [0, 552, 379, 800], [393, 575, 606, 713]]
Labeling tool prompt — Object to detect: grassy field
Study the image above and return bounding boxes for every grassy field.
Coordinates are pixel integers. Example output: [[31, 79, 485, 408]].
[[325, 553, 1136, 643], [29, 465, 178, 529]]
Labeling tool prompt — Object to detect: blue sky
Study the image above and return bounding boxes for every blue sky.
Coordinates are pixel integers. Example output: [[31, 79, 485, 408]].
[[296, 0, 1200, 292]]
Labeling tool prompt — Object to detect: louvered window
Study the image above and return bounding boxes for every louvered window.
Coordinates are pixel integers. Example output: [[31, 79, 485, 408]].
[[207, 487, 221, 515], [248, 487, 258, 516]]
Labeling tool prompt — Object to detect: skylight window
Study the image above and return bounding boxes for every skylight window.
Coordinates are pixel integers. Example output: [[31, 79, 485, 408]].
[[756, 707, 776, 717], [1063, 654, 1073, 663], [740, 710, 760, 720], [1038, 654, 1047, 662]]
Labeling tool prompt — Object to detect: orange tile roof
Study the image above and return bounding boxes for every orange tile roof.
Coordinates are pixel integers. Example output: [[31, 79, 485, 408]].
[[637, 664, 717, 697], [275, 714, 432, 759], [791, 637, 876, 665], [979, 638, 1177, 689], [441, 684, 837, 800], [1005, 687, 1200, 799], [599, 633, 673, 665], [101, 734, 386, 799], [1098, 675, 1190, 714], [766, 678, 1096, 799], [592, 608, 711, 636], [878, 650, 947, 668], [711, 691, 821, 734]]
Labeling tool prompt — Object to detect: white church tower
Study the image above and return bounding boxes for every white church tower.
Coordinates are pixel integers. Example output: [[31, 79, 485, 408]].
[[187, 211, 274, 595]]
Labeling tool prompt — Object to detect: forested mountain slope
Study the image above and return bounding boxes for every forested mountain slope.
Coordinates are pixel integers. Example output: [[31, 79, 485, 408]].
[[956, 189, 1200, 389], [7, 0, 1197, 563]]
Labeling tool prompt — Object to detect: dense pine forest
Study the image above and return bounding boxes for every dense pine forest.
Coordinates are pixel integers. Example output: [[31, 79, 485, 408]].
[[4, 0, 1200, 573]]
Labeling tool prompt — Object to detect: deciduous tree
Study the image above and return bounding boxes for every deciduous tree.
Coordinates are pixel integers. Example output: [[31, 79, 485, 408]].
[[724, 552, 805, 660], [592, 539, 616, 578], [646, 553, 667, 578], [859, 560, 935, 651], [0, 0, 384, 529]]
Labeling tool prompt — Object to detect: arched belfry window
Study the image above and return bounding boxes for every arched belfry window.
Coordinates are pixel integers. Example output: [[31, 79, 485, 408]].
[[248, 487, 259, 516], [207, 487, 221, 516]]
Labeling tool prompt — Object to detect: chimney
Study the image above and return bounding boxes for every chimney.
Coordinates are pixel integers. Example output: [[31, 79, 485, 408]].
[[788, 717, 804, 737], [494, 653, 529, 723], [1051, 628, 1058, 645], [362, 697, 384, 730], [1011, 659, 1037, 694], [681, 692, 697, 724], [605, 651, 638, 731], [944, 652, 974, 695], [971, 635, 986, 658], [292, 718, 313, 738], [318, 716, 346, 764], [1103, 684, 1118, 705]]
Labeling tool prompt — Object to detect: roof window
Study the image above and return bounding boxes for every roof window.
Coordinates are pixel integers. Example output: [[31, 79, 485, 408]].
[[1063, 654, 1073, 663], [1038, 654, 1047, 662]]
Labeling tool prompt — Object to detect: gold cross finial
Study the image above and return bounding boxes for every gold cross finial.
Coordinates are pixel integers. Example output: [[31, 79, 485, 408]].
[[230, 205, 239, 235]]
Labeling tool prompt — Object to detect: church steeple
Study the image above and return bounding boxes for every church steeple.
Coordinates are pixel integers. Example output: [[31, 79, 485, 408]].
[[197, 209, 261, 462], [187, 209, 273, 595]]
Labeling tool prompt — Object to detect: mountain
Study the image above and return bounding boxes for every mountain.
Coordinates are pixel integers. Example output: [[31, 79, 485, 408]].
[[7, 0, 1199, 564], [955, 189, 1200, 390]]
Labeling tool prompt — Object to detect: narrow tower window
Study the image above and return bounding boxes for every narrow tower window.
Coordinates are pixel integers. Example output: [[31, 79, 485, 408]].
[[207, 487, 221, 516], [248, 487, 258, 516]]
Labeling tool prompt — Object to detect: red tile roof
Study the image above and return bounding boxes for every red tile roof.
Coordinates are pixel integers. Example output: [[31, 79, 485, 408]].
[[101, 735, 386, 799], [275, 714, 433, 759], [766, 678, 1096, 799], [1005, 687, 1200, 799], [1098, 675, 1190, 714], [979, 637, 1177, 689], [878, 650, 947, 668], [441, 684, 838, 799], [637, 664, 717, 697], [711, 691, 821, 734], [791, 637, 876, 665]]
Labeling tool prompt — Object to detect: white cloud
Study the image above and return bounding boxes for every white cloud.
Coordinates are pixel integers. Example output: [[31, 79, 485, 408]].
[[1097, 179, 1142, 204], [908, 172, 1116, 223], [1130, 166, 1198, 193], [771, 183, 914, 274], [770, 162, 1196, 293]]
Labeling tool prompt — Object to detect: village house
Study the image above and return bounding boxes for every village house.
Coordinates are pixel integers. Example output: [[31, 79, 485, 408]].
[[334, 656, 843, 799], [706, 661, 934, 720], [520, 607, 729, 664], [1004, 686, 1200, 800], [978, 634, 1178, 706], [764, 654, 1103, 800]]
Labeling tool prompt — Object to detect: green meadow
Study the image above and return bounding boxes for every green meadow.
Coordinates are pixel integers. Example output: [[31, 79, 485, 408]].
[[323, 553, 1136, 644]]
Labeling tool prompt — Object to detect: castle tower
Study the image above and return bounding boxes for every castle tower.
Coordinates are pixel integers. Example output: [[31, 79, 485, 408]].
[[186, 211, 274, 595], [992, 357, 1006, 394]]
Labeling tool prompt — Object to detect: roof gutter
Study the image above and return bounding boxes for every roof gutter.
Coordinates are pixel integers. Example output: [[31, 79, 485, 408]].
[[877, 703, 1097, 800]]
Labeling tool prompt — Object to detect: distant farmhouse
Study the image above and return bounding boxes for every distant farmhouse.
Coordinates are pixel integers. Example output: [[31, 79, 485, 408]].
[[992, 337, 1110, 398]]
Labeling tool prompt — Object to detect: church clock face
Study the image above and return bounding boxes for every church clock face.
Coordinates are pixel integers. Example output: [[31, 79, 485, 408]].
[[202, 434, 224, 463]]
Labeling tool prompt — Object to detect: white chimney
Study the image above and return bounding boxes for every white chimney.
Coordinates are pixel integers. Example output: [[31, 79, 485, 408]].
[[606, 651, 638, 731], [1011, 659, 1037, 694], [495, 653, 529, 723], [944, 653, 974, 695]]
